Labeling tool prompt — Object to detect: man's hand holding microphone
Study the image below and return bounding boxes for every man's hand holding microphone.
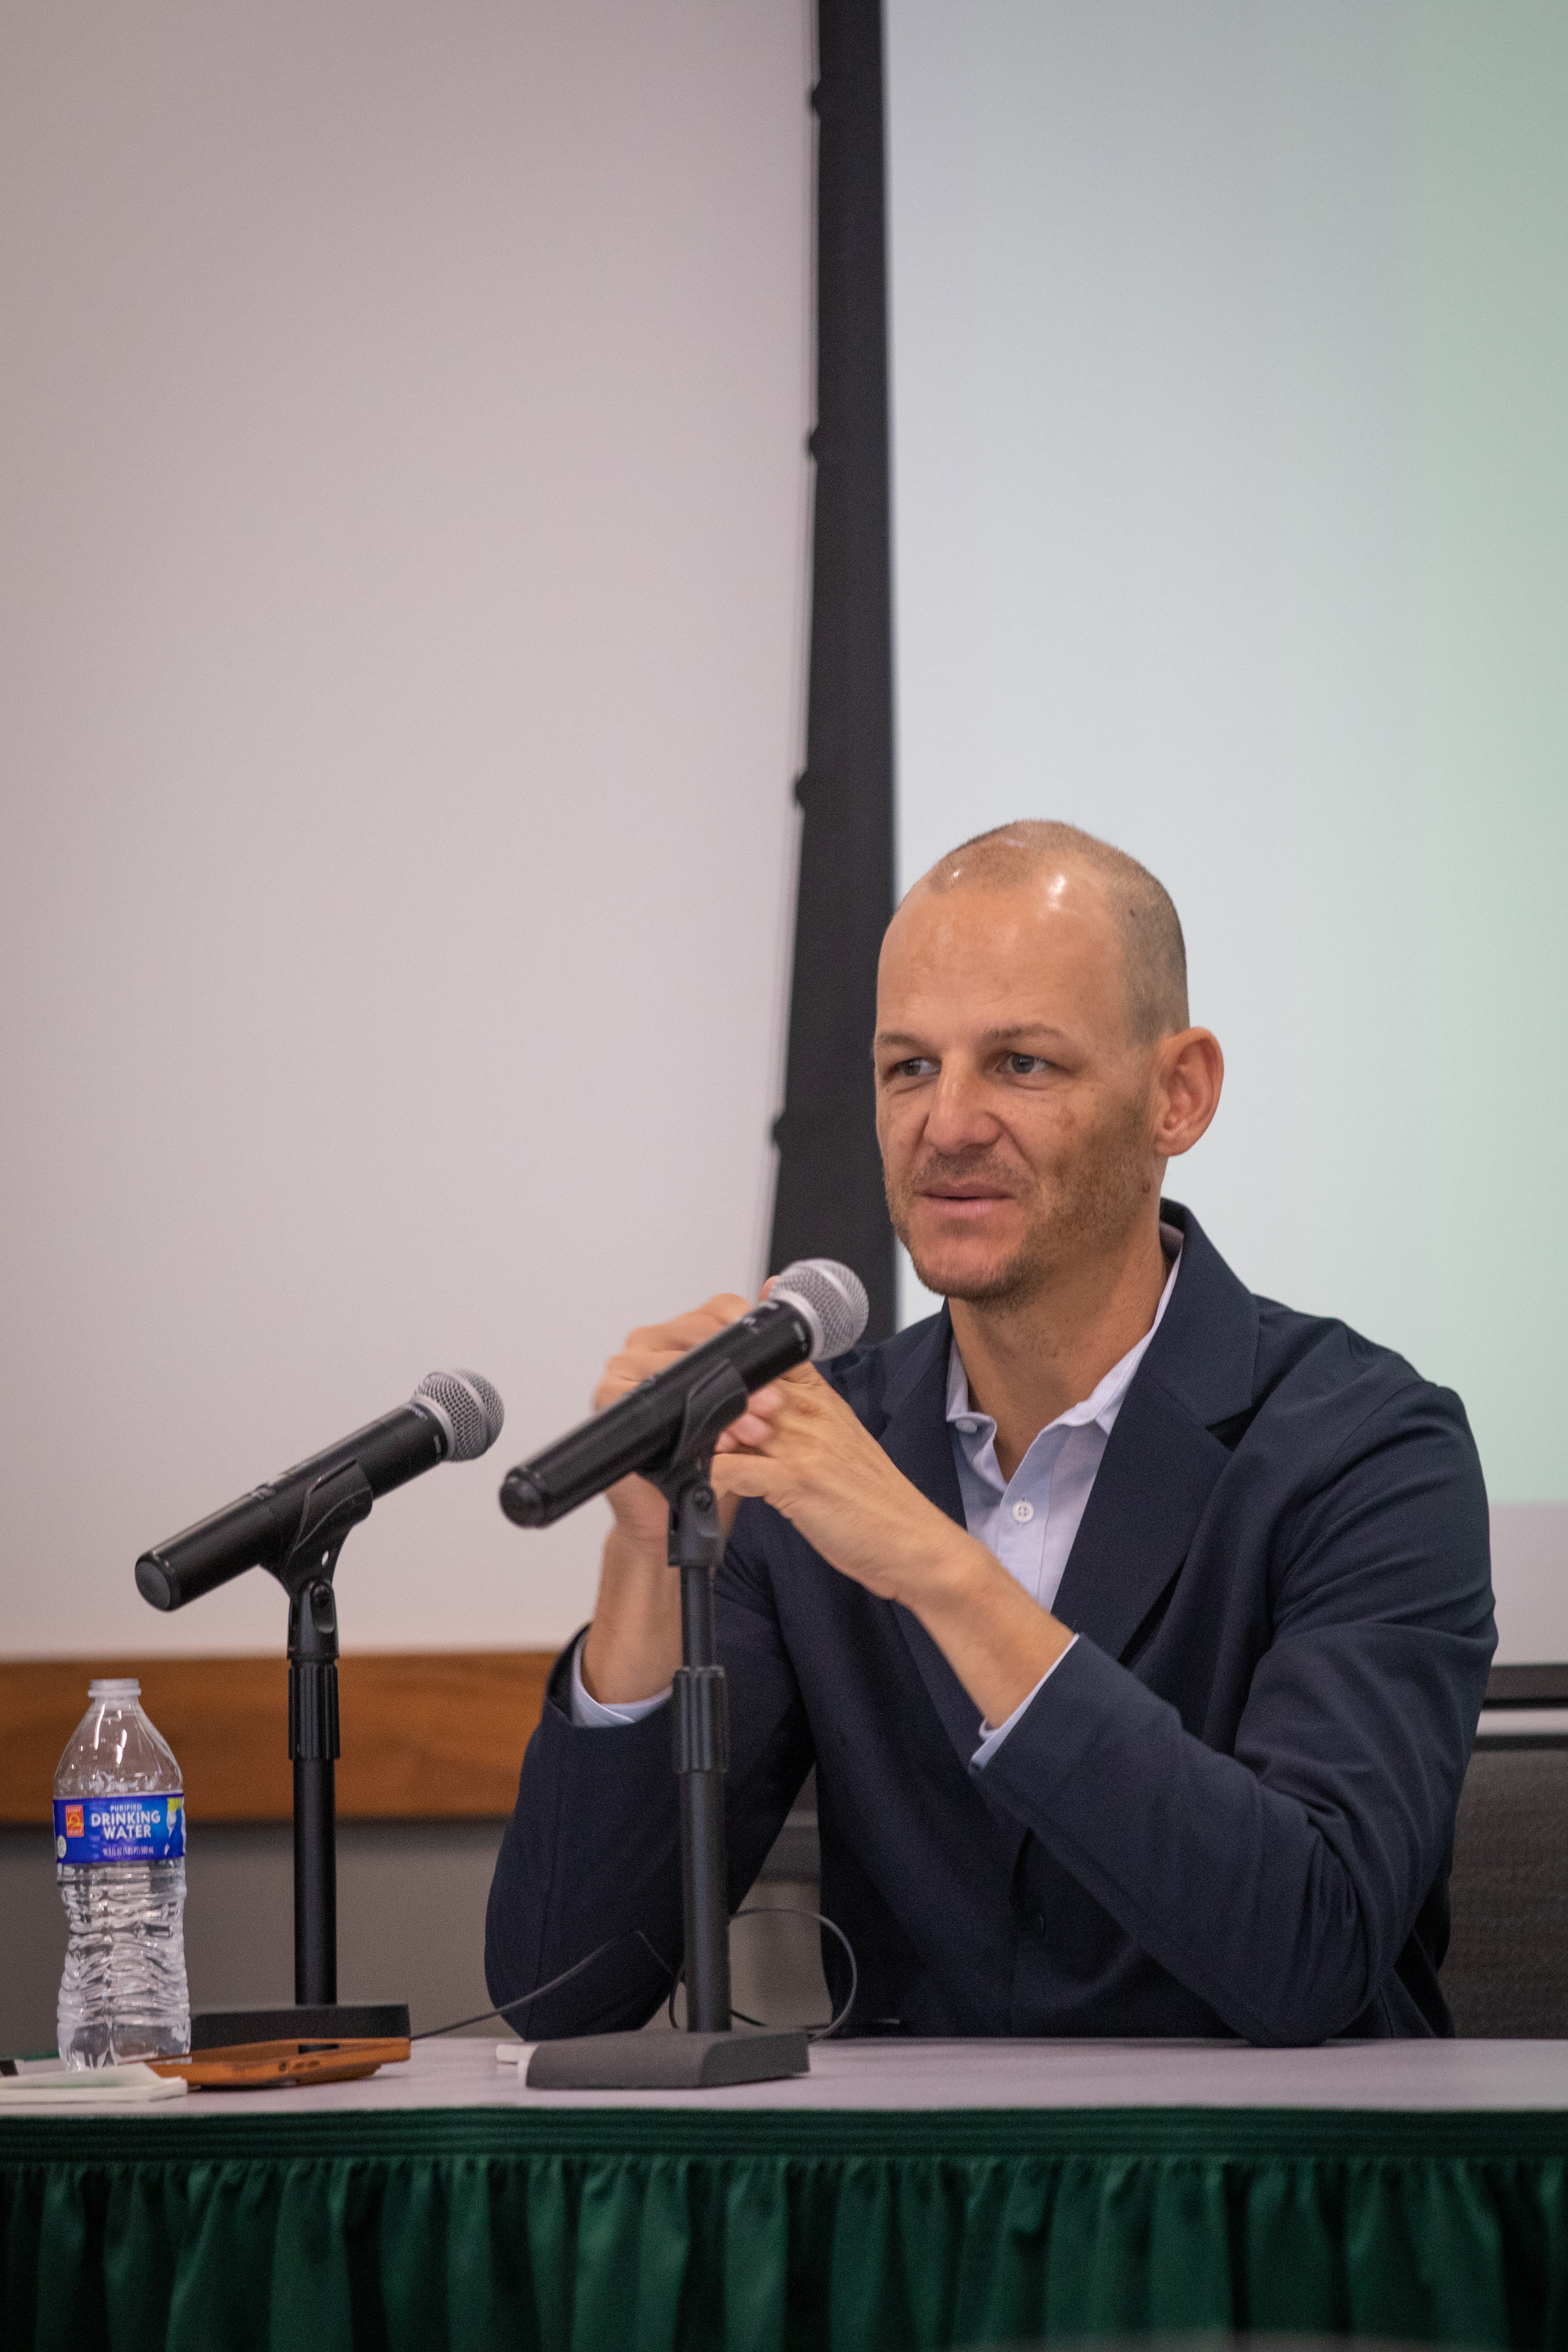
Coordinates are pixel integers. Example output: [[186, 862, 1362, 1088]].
[[583, 1291, 755, 1707], [500, 1257, 1072, 1731]]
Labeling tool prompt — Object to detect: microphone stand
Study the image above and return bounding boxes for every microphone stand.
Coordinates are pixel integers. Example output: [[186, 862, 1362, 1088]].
[[665, 1463, 734, 2035], [189, 1466, 410, 2051], [526, 1371, 809, 2088]]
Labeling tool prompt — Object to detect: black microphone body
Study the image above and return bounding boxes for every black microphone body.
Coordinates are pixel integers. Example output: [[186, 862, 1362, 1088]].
[[501, 1300, 816, 1529], [136, 1370, 505, 1612], [136, 1408, 446, 1613]]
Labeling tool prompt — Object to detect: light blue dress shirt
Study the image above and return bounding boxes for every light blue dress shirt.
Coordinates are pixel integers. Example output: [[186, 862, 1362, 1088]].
[[571, 1228, 1182, 1763], [956, 1227, 1181, 1761]]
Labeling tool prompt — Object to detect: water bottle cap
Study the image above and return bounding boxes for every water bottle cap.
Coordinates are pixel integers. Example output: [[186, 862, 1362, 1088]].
[[87, 1678, 141, 1700]]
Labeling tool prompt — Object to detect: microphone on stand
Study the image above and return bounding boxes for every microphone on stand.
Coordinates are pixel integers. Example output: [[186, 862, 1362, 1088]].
[[135, 1369, 505, 1612], [498, 1259, 868, 1529], [130, 1366, 504, 2051], [498, 1257, 869, 2091]]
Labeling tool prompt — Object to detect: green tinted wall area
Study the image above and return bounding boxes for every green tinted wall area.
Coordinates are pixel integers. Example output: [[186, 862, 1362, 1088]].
[[886, 2, 1568, 1542]]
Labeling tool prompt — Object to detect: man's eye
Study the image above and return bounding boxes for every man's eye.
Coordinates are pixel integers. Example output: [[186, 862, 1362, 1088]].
[[1006, 1054, 1050, 1075], [887, 1057, 936, 1079]]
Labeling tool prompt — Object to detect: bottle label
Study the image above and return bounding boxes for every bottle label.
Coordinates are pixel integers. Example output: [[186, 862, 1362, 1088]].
[[54, 1793, 186, 1864]]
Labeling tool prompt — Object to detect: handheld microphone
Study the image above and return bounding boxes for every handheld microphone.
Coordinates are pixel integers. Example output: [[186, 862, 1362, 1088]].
[[135, 1370, 505, 1612], [498, 1259, 868, 1530]]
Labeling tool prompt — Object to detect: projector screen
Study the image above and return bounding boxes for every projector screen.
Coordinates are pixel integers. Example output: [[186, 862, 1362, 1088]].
[[0, 0, 812, 1658], [885, 1, 1567, 1656]]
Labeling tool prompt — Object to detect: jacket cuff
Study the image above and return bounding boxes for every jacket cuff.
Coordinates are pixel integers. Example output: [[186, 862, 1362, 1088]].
[[970, 1633, 1078, 1768]]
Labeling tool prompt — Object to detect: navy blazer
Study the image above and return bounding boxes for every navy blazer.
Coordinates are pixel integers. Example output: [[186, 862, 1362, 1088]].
[[486, 1204, 1495, 2044]]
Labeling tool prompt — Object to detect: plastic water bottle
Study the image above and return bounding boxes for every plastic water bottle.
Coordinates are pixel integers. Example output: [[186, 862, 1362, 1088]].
[[54, 1679, 190, 2066]]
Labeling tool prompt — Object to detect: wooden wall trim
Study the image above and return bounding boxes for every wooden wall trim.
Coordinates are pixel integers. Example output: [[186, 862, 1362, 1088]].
[[0, 1653, 558, 1825]]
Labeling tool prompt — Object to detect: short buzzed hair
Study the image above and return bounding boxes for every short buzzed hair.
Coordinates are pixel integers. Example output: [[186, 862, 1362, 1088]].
[[924, 819, 1189, 1044]]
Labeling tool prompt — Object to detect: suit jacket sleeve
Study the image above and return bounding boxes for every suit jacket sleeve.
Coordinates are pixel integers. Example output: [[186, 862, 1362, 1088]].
[[980, 1377, 1495, 2044], [483, 1502, 813, 2037]]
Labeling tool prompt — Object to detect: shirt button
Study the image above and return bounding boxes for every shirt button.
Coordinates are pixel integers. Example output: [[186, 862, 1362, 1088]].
[[1011, 1500, 1034, 1523], [957, 1419, 977, 1434]]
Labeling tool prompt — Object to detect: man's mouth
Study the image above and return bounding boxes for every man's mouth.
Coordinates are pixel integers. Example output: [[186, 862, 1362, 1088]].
[[918, 1184, 1015, 1216]]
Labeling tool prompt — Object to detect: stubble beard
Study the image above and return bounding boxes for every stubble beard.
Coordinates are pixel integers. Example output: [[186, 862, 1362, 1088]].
[[885, 1096, 1155, 1310]]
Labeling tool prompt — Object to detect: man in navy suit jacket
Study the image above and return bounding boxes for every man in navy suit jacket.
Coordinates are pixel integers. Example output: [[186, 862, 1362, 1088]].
[[487, 821, 1495, 2043]]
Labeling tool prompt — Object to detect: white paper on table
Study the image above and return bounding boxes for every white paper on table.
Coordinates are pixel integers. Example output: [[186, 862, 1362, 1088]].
[[0, 2062, 188, 2108]]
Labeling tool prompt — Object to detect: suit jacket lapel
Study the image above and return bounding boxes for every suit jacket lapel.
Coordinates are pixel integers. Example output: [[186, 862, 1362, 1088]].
[[864, 1205, 1262, 1719], [1050, 1203, 1260, 1659], [1047, 1375, 1230, 1656], [869, 1312, 991, 1767]]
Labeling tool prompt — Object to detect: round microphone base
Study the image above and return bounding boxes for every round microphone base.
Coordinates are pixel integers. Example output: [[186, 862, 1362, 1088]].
[[524, 2027, 810, 2091]]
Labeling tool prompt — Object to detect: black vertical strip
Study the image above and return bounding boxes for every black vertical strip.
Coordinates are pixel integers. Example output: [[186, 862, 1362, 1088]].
[[767, 0, 896, 1339]]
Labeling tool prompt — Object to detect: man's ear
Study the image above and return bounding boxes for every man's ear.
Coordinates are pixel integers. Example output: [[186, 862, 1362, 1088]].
[[1154, 1028, 1224, 1160]]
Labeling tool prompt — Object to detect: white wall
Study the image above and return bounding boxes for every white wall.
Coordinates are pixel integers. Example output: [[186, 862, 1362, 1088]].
[[886, 0, 1568, 1655], [0, 0, 813, 1655]]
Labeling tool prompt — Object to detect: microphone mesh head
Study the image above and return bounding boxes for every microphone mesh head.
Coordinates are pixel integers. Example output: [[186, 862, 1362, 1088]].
[[770, 1260, 869, 1361], [414, 1369, 505, 1461]]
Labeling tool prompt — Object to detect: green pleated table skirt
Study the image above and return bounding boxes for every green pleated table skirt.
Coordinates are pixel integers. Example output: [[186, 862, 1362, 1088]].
[[4, 2105, 1566, 2351]]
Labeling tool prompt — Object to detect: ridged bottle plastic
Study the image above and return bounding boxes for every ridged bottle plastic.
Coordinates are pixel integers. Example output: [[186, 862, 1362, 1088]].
[[54, 1678, 190, 2066]]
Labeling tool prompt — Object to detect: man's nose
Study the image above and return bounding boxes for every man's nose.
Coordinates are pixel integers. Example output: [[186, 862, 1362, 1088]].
[[923, 1064, 999, 1151]]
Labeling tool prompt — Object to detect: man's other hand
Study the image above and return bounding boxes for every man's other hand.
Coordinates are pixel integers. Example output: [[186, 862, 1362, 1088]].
[[709, 1363, 1073, 1728]]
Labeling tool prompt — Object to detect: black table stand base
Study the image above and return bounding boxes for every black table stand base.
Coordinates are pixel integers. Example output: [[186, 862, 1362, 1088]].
[[190, 1465, 411, 2053], [527, 1450, 808, 2091]]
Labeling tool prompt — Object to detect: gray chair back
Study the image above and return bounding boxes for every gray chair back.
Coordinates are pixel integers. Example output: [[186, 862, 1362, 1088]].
[[1444, 1666, 1568, 2037]]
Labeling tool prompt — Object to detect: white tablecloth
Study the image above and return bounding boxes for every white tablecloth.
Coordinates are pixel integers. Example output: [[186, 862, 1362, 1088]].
[[12, 2034, 1568, 2119]]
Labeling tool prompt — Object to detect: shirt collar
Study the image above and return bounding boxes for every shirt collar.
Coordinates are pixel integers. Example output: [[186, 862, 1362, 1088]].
[[945, 1223, 1184, 1446]]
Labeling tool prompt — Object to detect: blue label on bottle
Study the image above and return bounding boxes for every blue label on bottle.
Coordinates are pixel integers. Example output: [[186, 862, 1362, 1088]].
[[54, 1793, 185, 1864]]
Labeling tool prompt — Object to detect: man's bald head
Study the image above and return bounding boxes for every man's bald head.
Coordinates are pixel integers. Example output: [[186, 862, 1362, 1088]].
[[915, 819, 1188, 1046]]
